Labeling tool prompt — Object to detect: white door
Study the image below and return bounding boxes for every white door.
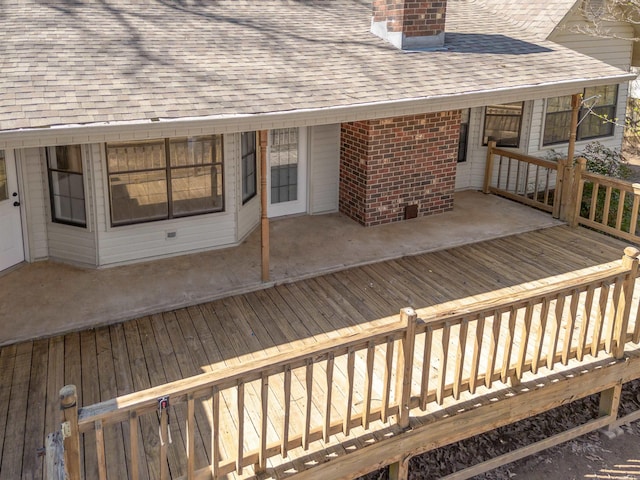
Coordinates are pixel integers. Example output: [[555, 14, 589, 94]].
[[0, 150, 25, 271], [267, 127, 307, 217]]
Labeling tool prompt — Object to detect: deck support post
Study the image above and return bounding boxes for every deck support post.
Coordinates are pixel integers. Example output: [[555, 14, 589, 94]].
[[259, 130, 270, 282], [558, 93, 582, 221], [613, 247, 640, 358], [395, 308, 417, 429], [482, 141, 496, 194], [569, 157, 587, 227], [60, 385, 81, 480], [599, 382, 624, 438], [388, 454, 411, 480]]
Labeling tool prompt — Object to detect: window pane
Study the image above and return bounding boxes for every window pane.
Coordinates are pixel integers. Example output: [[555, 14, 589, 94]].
[[543, 111, 572, 145], [578, 105, 616, 140], [241, 132, 257, 203], [457, 109, 470, 163], [171, 165, 223, 216], [109, 171, 168, 225], [0, 150, 7, 201], [169, 136, 221, 167], [107, 140, 166, 173], [47, 146, 86, 226], [50, 145, 82, 172], [483, 102, 523, 147], [269, 128, 298, 204]]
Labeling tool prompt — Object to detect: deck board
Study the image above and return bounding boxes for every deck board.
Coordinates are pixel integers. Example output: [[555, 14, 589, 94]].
[[1, 225, 636, 480]]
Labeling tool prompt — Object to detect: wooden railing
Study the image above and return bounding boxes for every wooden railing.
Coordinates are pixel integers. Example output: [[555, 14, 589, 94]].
[[571, 157, 640, 244], [51, 249, 640, 480], [483, 141, 562, 216]]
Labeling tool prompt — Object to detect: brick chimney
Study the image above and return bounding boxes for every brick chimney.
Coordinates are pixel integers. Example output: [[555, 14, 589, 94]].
[[371, 1, 446, 50]]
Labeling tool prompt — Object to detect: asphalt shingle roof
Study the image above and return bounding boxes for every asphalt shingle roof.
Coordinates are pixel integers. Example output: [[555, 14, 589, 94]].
[[0, 0, 631, 132]]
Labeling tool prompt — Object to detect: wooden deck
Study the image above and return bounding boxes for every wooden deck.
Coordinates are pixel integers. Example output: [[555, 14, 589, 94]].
[[1, 225, 638, 480]]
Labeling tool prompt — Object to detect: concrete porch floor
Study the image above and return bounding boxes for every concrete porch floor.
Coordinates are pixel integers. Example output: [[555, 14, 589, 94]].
[[0, 191, 562, 346]]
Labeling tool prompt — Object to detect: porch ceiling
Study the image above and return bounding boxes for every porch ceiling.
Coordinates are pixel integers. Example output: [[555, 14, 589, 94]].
[[0, 191, 563, 346], [0, 0, 634, 147]]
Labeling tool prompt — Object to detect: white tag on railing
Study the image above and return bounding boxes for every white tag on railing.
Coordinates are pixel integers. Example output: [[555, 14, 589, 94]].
[[61, 421, 71, 439]]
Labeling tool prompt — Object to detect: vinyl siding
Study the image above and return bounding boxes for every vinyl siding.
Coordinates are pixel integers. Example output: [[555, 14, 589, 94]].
[[95, 135, 239, 266], [18, 147, 48, 261], [309, 124, 340, 214], [550, 12, 634, 70], [45, 144, 98, 266]]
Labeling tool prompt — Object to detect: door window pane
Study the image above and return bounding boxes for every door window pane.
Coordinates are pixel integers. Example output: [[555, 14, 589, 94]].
[[0, 151, 7, 201], [241, 132, 257, 204], [270, 128, 298, 204], [47, 145, 86, 227]]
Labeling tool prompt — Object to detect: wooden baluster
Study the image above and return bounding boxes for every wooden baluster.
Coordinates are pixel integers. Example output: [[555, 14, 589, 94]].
[[561, 290, 580, 365], [615, 190, 626, 231], [591, 282, 611, 357], [257, 374, 269, 473], [236, 381, 245, 475], [485, 310, 502, 388], [531, 298, 550, 374], [382, 338, 394, 423], [420, 326, 433, 409], [602, 186, 612, 227], [599, 382, 623, 438], [186, 394, 195, 480], [363, 341, 375, 430], [630, 189, 640, 236], [452, 319, 469, 400], [505, 157, 512, 192], [303, 359, 313, 450], [95, 419, 107, 480], [282, 366, 291, 457], [577, 285, 595, 361], [324, 354, 335, 441], [613, 247, 640, 358], [59, 385, 81, 480], [483, 140, 496, 194], [634, 297, 640, 344], [469, 315, 485, 395], [547, 295, 565, 370], [160, 403, 168, 480], [589, 183, 599, 222], [553, 158, 565, 219], [500, 307, 517, 384], [436, 322, 451, 405], [396, 308, 417, 425], [211, 386, 220, 478], [605, 277, 623, 354], [344, 348, 355, 436], [515, 302, 534, 380], [129, 411, 139, 480], [544, 168, 551, 206], [515, 160, 522, 196], [533, 164, 540, 203]]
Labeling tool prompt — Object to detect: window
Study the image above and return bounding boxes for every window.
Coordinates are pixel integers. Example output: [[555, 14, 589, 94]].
[[269, 128, 299, 204], [457, 109, 470, 162], [47, 145, 86, 227], [482, 102, 524, 148], [241, 132, 257, 204], [543, 85, 618, 145], [0, 150, 7, 202], [106, 135, 224, 226]]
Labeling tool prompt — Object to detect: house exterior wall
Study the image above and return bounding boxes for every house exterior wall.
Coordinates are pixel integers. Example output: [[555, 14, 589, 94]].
[[17, 147, 48, 261], [340, 112, 460, 227], [309, 124, 341, 214]]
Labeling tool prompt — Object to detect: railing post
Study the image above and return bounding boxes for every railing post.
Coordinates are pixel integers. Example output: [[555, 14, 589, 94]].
[[613, 247, 640, 358], [60, 385, 81, 480], [388, 454, 411, 480], [482, 141, 496, 194], [569, 157, 587, 228], [395, 307, 417, 429]]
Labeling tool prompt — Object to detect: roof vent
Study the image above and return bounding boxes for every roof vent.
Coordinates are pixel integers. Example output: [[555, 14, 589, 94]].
[[371, 0, 447, 50]]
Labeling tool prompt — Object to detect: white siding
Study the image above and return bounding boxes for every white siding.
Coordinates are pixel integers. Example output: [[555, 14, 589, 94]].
[[45, 144, 98, 266], [550, 12, 634, 70], [309, 124, 340, 214], [17, 147, 48, 261], [95, 135, 239, 266]]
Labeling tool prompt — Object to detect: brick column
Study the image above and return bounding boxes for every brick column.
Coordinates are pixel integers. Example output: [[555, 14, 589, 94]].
[[339, 111, 460, 227]]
